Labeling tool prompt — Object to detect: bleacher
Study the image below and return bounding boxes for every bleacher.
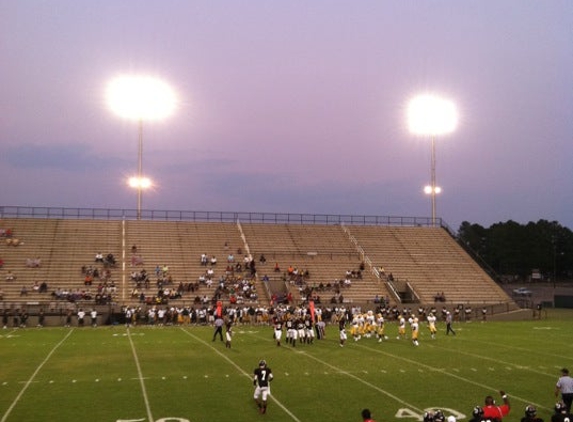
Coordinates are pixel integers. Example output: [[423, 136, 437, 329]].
[[345, 225, 510, 304], [239, 223, 391, 304], [0, 217, 515, 311]]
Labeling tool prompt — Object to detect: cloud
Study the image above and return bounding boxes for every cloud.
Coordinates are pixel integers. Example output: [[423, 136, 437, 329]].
[[5, 143, 126, 171]]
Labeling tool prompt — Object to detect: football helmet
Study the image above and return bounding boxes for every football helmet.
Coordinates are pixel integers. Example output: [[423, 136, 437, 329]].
[[555, 402, 566, 413], [472, 406, 484, 418], [423, 411, 435, 422], [525, 405, 536, 417], [259, 359, 267, 367], [433, 410, 445, 422]]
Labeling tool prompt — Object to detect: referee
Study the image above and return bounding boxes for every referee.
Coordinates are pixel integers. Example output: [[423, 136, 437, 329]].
[[555, 368, 573, 413]]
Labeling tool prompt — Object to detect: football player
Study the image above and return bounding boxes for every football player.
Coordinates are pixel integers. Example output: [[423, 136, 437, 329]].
[[273, 317, 283, 347], [376, 313, 388, 342], [338, 314, 347, 347], [397, 314, 406, 340], [521, 405, 544, 422], [253, 359, 273, 414], [304, 315, 315, 344], [551, 402, 572, 422], [427, 312, 437, 339], [411, 317, 420, 346]]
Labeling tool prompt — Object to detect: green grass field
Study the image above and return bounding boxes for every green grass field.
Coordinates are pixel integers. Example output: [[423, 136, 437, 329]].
[[1, 310, 572, 422]]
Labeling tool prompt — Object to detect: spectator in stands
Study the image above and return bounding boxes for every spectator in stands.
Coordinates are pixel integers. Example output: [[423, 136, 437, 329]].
[[39, 281, 48, 293], [0, 257, 3, 268], [259, 254, 266, 264], [227, 253, 234, 263], [131, 255, 144, 266], [210, 255, 218, 266], [200, 253, 208, 266], [95, 252, 104, 263], [26, 257, 42, 268], [6, 238, 21, 246], [131, 244, 138, 253], [5, 270, 16, 281], [0, 288, 3, 301], [274, 262, 280, 272], [105, 253, 116, 266]]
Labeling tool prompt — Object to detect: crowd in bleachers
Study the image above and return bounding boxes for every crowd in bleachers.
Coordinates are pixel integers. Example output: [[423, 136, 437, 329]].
[[122, 247, 262, 307]]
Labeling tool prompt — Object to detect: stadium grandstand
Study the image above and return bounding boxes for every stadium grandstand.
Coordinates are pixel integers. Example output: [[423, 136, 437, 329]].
[[0, 206, 518, 325]]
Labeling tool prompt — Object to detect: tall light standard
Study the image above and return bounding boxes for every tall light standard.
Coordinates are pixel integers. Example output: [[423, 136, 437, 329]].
[[106, 75, 176, 219], [407, 94, 458, 226]]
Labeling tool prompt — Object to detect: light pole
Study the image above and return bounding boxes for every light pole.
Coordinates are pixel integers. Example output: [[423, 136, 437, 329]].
[[106, 75, 176, 219], [407, 94, 458, 226]]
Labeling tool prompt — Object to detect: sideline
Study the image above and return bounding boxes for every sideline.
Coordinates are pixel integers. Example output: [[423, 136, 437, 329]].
[[179, 327, 303, 422], [1, 329, 74, 422], [127, 328, 155, 422]]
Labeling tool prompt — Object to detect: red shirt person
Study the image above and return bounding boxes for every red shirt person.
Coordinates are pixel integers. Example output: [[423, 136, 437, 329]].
[[362, 408, 376, 422], [483, 391, 511, 420]]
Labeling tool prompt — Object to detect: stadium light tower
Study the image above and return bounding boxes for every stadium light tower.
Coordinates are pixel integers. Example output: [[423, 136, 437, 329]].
[[106, 75, 176, 219], [407, 94, 458, 226]]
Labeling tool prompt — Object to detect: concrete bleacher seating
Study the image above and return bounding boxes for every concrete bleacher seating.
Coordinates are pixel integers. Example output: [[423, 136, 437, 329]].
[[240, 223, 392, 304], [0, 218, 515, 310], [345, 225, 511, 304]]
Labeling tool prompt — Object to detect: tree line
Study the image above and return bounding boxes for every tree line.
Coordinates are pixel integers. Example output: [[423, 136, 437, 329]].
[[457, 219, 573, 282]]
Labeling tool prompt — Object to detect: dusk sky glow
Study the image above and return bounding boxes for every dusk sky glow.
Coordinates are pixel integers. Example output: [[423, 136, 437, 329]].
[[2, 1, 572, 231]]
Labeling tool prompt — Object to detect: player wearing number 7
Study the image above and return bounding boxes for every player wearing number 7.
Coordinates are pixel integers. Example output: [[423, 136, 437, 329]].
[[253, 359, 273, 414]]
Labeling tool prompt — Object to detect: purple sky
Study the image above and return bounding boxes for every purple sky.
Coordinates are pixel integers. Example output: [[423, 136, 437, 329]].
[[2, 1, 572, 231]]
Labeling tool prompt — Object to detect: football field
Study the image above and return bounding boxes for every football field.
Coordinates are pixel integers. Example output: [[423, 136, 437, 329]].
[[1, 309, 571, 422]]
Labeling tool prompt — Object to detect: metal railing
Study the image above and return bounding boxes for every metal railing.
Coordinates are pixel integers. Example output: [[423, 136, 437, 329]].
[[0, 205, 440, 226]]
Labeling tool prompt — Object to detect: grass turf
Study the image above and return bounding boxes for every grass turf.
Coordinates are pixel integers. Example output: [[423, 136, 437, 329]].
[[1, 309, 572, 422]]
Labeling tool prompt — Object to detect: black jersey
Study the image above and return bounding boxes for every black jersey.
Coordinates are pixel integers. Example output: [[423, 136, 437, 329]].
[[552, 414, 572, 422], [254, 366, 273, 388]]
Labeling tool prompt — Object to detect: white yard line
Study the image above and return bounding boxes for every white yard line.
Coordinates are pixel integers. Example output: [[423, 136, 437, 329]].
[[1, 329, 74, 422], [299, 349, 424, 413], [180, 327, 303, 422], [354, 342, 550, 410], [127, 328, 155, 422]]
